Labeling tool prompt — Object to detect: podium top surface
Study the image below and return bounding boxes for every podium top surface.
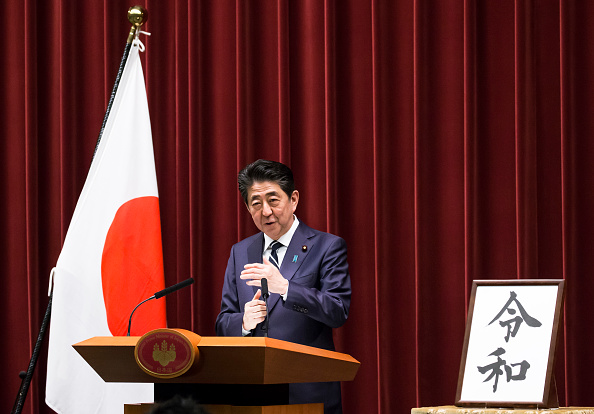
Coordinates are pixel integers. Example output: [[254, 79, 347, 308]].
[[74, 335, 360, 385]]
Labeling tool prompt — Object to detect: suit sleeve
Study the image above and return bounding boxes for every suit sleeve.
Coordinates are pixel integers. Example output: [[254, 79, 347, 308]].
[[215, 245, 246, 336], [282, 236, 351, 328]]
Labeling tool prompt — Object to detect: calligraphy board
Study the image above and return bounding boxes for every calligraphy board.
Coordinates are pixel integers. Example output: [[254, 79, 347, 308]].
[[455, 279, 565, 408]]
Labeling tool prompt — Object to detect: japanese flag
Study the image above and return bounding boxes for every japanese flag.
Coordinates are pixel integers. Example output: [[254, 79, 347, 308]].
[[45, 39, 166, 414]]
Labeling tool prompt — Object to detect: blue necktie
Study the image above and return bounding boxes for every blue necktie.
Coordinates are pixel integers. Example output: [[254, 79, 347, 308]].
[[269, 241, 283, 269]]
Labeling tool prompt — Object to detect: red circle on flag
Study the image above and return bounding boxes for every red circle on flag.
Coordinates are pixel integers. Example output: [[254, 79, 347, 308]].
[[102, 196, 166, 336]]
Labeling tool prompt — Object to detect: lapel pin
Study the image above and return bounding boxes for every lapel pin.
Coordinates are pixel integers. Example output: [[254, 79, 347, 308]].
[[293, 255, 298, 263], [302, 245, 308, 252]]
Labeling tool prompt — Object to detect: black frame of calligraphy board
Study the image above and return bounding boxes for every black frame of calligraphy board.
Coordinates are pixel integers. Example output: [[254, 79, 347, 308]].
[[455, 279, 565, 409]]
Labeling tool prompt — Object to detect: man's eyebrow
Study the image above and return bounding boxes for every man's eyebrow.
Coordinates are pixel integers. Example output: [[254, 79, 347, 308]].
[[250, 190, 280, 201]]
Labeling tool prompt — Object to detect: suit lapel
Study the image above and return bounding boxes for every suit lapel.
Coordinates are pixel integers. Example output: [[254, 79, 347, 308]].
[[279, 224, 315, 281], [267, 222, 316, 312]]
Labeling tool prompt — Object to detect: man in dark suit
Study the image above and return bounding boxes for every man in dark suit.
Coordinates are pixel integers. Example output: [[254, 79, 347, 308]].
[[215, 159, 351, 414]]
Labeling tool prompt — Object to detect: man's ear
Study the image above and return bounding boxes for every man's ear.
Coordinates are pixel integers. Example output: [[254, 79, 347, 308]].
[[291, 190, 299, 210]]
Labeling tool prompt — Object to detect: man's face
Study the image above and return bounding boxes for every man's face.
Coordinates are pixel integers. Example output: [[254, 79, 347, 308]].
[[246, 181, 299, 240]]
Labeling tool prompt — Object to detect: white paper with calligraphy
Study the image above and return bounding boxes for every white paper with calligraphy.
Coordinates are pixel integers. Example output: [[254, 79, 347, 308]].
[[459, 284, 559, 403]]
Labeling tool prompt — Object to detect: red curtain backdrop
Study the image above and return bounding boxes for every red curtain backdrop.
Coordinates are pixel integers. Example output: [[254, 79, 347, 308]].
[[2, 1, 594, 413]]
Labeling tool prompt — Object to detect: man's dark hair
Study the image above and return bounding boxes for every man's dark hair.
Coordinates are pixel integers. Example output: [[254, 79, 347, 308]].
[[238, 159, 295, 205]]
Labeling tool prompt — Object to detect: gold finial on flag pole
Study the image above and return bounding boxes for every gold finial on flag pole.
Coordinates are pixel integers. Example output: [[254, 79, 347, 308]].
[[93, 5, 148, 157], [127, 5, 148, 44]]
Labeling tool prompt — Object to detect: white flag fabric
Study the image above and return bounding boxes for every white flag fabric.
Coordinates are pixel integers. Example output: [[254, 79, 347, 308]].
[[46, 39, 167, 414]]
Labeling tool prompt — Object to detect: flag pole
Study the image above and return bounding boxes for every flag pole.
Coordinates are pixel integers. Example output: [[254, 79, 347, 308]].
[[10, 7, 148, 414], [10, 295, 53, 414], [93, 5, 148, 158]]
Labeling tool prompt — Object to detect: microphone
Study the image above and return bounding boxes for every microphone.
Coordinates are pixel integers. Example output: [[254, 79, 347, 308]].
[[261, 278, 269, 299], [127, 278, 194, 336], [261, 278, 269, 336], [154, 277, 194, 299]]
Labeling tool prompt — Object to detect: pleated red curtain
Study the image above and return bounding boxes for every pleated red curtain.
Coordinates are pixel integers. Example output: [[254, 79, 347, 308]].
[[3, 1, 594, 413]]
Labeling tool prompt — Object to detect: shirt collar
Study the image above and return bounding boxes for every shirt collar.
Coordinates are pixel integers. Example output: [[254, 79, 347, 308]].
[[264, 215, 299, 249]]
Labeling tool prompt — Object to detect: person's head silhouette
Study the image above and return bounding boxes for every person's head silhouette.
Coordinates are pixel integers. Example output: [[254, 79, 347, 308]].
[[148, 395, 210, 414]]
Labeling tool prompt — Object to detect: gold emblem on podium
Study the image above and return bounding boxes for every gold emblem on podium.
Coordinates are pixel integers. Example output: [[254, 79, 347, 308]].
[[153, 340, 176, 366], [134, 328, 200, 378]]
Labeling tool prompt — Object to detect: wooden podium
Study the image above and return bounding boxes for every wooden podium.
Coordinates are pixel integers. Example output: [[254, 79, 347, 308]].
[[74, 330, 360, 414]]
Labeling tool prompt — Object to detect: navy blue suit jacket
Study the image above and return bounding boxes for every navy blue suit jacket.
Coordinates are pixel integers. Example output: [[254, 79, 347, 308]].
[[215, 221, 351, 413]]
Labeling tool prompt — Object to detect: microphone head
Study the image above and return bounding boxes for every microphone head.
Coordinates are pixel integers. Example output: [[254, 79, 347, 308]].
[[261, 278, 269, 298]]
